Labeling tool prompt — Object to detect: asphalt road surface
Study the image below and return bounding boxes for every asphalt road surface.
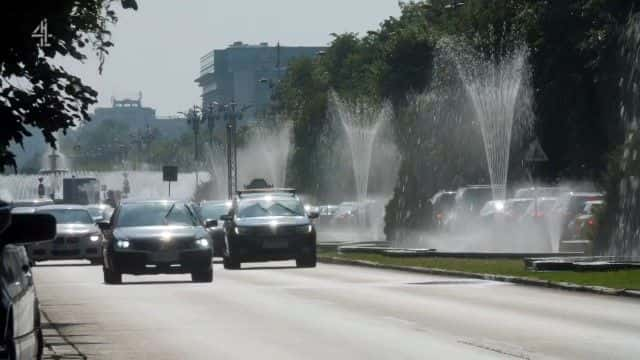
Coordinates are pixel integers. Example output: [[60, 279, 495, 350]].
[[34, 261, 640, 360]]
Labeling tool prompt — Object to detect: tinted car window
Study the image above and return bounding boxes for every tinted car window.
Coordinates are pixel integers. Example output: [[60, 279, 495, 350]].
[[237, 198, 305, 218], [200, 204, 230, 220], [39, 209, 93, 224], [117, 203, 198, 227]]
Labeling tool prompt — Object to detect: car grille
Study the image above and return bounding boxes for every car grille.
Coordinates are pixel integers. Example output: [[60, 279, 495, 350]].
[[53, 235, 85, 246], [248, 226, 299, 237], [129, 237, 195, 252]]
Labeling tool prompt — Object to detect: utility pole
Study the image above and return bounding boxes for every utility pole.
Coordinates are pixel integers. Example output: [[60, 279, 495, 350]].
[[225, 101, 239, 199]]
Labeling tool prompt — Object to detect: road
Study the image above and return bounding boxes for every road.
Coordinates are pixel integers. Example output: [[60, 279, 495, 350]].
[[34, 260, 640, 360]]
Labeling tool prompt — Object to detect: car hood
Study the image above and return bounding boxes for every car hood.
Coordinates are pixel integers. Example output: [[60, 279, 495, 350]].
[[113, 226, 205, 240], [57, 223, 99, 235], [235, 216, 310, 227]]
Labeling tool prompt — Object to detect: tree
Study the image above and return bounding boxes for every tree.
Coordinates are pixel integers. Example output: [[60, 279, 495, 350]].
[[0, 0, 138, 170]]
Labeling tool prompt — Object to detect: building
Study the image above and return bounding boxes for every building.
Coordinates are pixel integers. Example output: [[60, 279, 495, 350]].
[[90, 94, 186, 139], [195, 41, 326, 122]]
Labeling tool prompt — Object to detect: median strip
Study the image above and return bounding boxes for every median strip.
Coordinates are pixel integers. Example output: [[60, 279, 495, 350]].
[[317, 251, 640, 298]]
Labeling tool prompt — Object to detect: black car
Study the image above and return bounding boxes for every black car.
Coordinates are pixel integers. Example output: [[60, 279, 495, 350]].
[[430, 190, 456, 228], [221, 189, 318, 269], [0, 201, 56, 360], [100, 200, 215, 284], [31, 205, 103, 264], [198, 200, 231, 257]]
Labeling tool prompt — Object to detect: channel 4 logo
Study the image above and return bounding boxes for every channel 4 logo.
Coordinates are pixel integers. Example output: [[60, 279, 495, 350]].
[[32, 19, 52, 48]]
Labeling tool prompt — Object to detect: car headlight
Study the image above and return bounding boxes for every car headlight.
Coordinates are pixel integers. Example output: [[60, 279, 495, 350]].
[[116, 240, 130, 249], [89, 234, 100, 242], [295, 225, 314, 234], [234, 226, 249, 235], [195, 238, 210, 248]]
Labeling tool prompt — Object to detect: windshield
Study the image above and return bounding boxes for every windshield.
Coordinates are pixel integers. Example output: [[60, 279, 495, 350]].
[[237, 198, 305, 218], [200, 203, 230, 220], [39, 209, 94, 225], [116, 203, 198, 227]]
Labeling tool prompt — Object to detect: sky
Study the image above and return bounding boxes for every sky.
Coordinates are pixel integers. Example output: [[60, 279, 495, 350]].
[[61, 0, 401, 116]]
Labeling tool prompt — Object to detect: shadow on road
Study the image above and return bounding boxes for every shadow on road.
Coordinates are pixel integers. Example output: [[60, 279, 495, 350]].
[[113, 280, 195, 286], [34, 263, 96, 268], [238, 266, 299, 271]]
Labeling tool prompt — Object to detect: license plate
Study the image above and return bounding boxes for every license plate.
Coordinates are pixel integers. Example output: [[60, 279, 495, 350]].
[[151, 251, 178, 262], [263, 240, 288, 249]]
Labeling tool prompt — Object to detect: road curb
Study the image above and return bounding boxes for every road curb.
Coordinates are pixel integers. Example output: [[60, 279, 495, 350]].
[[41, 309, 86, 359], [318, 256, 640, 299]]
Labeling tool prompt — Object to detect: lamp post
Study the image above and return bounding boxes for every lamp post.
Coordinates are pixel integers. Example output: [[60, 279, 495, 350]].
[[179, 106, 205, 187]]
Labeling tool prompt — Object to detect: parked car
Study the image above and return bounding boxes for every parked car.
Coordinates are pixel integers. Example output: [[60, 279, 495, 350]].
[[446, 185, 494, 231], [330, 202, 359, 227], [198, 200, 232, 257], [569, 200, 605, 240], [100, 200, 214, 284], [316, 205, 338, 226], [0, 201, 57, 360], [550, 192, 604, 241], [221, 188, 318, 269], [513, 186, 569, 199], [430, 191, 456, 228], [30, 205, 104, 265]]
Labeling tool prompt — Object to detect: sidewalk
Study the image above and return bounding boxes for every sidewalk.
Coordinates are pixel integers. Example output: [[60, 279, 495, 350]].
[[41, 310, 86, 360]]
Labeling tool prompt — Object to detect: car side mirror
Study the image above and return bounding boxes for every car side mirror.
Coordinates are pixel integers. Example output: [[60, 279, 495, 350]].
[[220, 214, 233, 222], [1, 214, 56, 244], [205, 219, 218, 228], [97, 221, 111, 232], [308, 211, 320, 219]]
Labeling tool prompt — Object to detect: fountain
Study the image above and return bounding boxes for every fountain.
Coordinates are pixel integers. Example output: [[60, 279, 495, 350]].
[[328, 91, 393, 204], [607, 13, 640, 256], [39, 148, 69, 199], [453, 47, 530, 200]]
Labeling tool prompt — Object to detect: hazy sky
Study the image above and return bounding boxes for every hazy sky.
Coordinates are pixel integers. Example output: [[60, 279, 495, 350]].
[[61, 0, 401, 116]]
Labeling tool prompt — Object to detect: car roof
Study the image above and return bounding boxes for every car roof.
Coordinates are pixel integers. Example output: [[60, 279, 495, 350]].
[[10, 207, 37, 214], [200, 200, 231, 206], [120, 199, 190, 205], [37, 204, 90, 211]]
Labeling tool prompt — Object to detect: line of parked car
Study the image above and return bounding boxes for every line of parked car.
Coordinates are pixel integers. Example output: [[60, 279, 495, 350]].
[[430, 185, 605, 252]]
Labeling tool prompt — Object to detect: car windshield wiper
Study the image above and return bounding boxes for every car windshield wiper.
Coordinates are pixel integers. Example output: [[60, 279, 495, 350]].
[[163, 204, 176, 225]]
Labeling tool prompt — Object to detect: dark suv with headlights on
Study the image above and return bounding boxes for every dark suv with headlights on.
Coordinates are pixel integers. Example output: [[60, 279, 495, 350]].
[[31, 205, 104, 264], [100, 200, 215, 284], [221, 189, 318, 269]]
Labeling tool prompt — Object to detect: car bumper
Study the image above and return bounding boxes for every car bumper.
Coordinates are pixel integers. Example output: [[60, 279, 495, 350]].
[[28, 240, 102, 261], [110, 248, 213, 275], [228, 234, 316, 262]]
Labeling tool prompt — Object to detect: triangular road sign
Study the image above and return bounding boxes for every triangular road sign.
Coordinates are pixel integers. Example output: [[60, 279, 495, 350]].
[[525, 139, 548, 162]]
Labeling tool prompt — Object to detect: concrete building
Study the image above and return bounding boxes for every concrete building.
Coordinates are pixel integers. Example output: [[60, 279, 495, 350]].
[[90, 94, 186, 139], [195, 41, 326, 122]]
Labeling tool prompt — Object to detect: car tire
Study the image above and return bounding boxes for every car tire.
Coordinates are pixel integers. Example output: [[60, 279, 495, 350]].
[[103, 266, 122, 284], [223, 256, 240, 270], [191, 267, 213, 283], [296, 254, 317, 268]]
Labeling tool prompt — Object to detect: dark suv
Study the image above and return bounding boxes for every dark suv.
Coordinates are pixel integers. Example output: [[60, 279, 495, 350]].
[[100, 200, 215, 284], [221, 189, 318, 269], [446, 185, 494, 231]]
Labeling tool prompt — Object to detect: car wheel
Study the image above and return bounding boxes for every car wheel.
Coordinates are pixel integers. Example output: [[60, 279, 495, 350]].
[[191, 267, 213, 283], [296, 254, 317, 268], [223, 256, 240, 270], [103, 266, 122, 284]]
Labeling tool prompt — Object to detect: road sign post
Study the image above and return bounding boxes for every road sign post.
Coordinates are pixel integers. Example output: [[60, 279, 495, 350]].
[[163, 166, 178, 198]]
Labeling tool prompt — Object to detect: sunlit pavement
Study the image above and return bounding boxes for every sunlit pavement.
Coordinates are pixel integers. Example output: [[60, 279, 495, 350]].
[[34, 260, 640, 360]]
